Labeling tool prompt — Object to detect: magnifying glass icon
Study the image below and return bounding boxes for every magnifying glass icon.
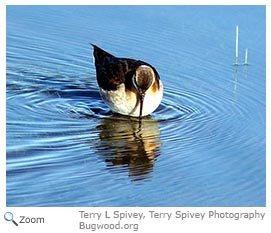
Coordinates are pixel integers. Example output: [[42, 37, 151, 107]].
[[4, 212, 18, 226]]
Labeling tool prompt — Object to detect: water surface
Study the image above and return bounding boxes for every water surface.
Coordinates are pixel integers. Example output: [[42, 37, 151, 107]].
[[6, 6, 265, 206]]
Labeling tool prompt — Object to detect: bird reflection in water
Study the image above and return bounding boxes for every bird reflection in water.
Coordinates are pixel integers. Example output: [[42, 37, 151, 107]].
[[96, 115, 162, 182]]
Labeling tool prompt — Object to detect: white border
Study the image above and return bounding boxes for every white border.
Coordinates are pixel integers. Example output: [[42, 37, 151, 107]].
[[266, 3, 270, 207], [0, 0, 6, 211], [1, 1, 269, 232], [1, 0, 268, 5]]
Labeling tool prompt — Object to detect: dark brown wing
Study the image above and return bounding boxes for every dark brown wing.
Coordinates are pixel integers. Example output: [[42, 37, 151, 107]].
[[91, 44, 160, 91]]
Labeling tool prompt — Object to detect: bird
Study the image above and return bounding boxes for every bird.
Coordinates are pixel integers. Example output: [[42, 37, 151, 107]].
[[91, 44, 163, 119]]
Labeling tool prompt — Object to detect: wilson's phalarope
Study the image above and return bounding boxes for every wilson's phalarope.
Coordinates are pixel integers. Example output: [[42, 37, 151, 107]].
[[91, 44, 163, 119]]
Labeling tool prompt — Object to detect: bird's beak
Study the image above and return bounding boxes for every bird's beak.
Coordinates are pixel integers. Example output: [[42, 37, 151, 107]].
[[139, 92, 145, 121], [132, 76, 144, 120]]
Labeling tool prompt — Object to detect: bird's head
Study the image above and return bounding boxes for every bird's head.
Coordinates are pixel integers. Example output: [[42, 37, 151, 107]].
[[132, 65, 155, 119]]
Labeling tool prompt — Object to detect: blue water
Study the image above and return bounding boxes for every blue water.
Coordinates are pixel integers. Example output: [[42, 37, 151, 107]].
[[6, 6, 266, 206]]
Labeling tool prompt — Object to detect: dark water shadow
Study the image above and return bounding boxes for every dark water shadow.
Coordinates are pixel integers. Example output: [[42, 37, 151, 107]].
[[95, 115, 162, 182]]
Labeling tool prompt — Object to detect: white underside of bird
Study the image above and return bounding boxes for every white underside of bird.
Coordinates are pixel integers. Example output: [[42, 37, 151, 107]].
[[99, 81, 163, 117]]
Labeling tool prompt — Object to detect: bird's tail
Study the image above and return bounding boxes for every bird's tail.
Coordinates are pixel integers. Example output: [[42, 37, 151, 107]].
[[90, 43, 115, 65]]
